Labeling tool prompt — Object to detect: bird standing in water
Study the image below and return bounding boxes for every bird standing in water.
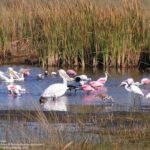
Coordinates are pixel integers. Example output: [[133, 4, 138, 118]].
[[39, 69, 68, 103]]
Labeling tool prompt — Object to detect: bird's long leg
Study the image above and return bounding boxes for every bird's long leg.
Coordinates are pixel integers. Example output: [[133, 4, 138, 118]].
[[52, 97, 56, 101]]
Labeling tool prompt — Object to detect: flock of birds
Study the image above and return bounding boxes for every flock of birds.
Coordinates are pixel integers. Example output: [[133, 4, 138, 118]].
[[1, 67, 150, 108]]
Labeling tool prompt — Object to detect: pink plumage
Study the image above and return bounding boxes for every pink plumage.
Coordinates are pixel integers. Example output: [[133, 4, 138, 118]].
[[81, 84, 95, 92], [141, 78, 150, 84], [66, 69, 77, 78]]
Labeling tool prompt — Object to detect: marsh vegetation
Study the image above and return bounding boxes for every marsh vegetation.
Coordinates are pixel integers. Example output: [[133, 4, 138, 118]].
[[1, 110, 150, 150], [0, 0, 150, 68]]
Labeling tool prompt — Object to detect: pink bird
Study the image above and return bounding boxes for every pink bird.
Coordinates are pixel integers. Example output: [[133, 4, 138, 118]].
[[97, 71, 109, 84], [141, 78, 150, 84], [88, 71, 109, 88], [66, 69, 77, 78], [89, 81, 104, 87], [81, 84, 95, 94]]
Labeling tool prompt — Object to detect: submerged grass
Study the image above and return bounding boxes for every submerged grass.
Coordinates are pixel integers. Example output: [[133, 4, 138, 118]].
[[0, 0, 150, 68]]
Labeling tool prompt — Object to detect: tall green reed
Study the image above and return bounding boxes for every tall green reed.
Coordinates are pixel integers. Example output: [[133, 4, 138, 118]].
[[0, 0, 149, 68]]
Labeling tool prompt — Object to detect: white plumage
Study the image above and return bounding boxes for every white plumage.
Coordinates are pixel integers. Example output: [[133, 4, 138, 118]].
[[120, 81, 144, 96], [146, 93, 150, 99], [41, 83, 68, 98], [7, 67, 24, 81], [39, 69, 68, 101], [0, 71, 14, 83]]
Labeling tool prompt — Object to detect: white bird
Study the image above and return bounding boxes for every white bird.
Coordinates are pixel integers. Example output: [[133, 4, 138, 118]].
[[120, 81, 144, 96], [39, 69, 68, 102], [37, 74, 45, 80], [75, 75, 91, 81], [7, 67, 24, 81], [120, 81, 144, 107], [146, 93, 150, 99], [19, 68, 30, 77], [0, 71, 14, 83]]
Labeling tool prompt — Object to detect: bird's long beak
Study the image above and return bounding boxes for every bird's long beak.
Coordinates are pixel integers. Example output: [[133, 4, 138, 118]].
[[105, 71, 111, 77], [119, 81, 126, 87]]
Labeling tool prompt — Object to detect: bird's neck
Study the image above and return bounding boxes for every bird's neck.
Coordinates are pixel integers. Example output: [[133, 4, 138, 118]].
[[125, 84, 132, 92], [105, 73, 108, 80], [62, 77, 67, 86]]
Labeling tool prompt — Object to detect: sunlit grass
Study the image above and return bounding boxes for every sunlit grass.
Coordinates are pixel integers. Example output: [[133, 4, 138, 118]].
[[0, 0, 150, 68]]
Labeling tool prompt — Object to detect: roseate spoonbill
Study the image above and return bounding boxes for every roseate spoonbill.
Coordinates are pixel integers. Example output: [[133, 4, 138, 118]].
[[7, 84, 26, 96], [97, 71, 109, 84], [67, 69, 77, 78], [39, 69, 68, 102], [80, 81, 95, 94], [0, 71, 14, 83], [141, 78, 150, 84], [89, 80, 104, 88]]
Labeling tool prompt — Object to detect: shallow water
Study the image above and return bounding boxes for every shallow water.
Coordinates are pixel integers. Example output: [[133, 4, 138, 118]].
[[0, 65, 150, 112]]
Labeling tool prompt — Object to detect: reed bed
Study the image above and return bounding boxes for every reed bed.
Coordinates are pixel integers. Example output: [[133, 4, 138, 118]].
[[1, 108, 150, 149], [0, 0, 150, 68]]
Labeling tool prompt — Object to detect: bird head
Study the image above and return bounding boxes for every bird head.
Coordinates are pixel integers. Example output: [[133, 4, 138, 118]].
[[44, 70, 49, 76], [105, 71, 111, 77], [39, 96, 47, 105], [75, 76, 81, 82], [58, 69, 73, 81], [119, 81, 127, 87], [8, 67, 13, 71]]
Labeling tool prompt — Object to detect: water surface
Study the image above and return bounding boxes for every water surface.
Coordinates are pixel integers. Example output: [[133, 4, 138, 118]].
[[0, 66, 150, 112]]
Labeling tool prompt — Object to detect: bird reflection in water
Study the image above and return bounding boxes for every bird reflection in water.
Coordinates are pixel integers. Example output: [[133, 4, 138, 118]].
[[8, 95, 22, 109], [40, 96, 68, 111]]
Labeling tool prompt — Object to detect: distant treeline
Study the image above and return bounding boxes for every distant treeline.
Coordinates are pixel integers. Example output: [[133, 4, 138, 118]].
[[0, 0, 150, 68]]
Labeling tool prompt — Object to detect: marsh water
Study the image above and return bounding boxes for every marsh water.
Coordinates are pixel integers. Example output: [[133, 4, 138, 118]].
[[0, 66, 150, 145], [0, 65, 150, 112]]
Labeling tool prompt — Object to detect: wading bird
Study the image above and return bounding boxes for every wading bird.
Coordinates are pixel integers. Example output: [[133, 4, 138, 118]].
[[120, 81, 144, 106], [89, 80, 104, 88], [80, 81, 95, 94], [7, 84, 26, 96], [19, 68, 30, 77], [7, 67, 24, 81], [95, 93, 114, 102], [97, 71, 109, 84], [39, 69, 68, 103], [141, 78, 150, 84], [146, 93, 150, 99], [66, 69, 77, 78], [0, 71, 14, 83], [120, 81, 144, 96]]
